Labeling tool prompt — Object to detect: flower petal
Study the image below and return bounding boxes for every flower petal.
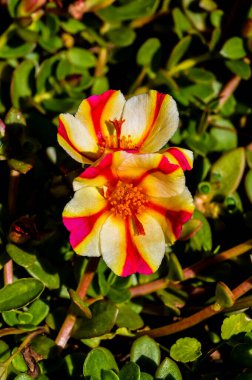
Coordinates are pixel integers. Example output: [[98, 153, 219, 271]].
[[163, 147, 193, 171], [147, 187, 194, 243], [100, 214, 165, 276], [121, 90, 178, 152], [128, 213, 166, 275], [117, 153, 185, 197], [58, 115, 99, 164], [63, 187, 109, 256], [76, 90, 125, 144]]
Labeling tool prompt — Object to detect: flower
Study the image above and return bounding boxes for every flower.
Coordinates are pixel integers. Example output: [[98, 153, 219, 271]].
[[63, 150, 194, 276], [58, 89, 179, 164]]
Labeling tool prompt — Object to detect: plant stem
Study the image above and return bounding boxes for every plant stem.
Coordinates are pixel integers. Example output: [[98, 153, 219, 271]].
[[183, 239, 252, 279], [4, 169, 20, 285], [95, 47, 107, 77], [219, 75, 241, 107], [129, 240, 252, 297], [140, 276, 252, 338], [55, 257, 99, 349], [4, 326, 48, 366]]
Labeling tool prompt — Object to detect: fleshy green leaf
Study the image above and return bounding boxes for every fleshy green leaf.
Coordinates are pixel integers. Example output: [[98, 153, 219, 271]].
[[220, 37, 246, 59], [245, 169, 252, 203], [137, 38, 161, 66], [130, 336, 161, 373], [155, 357, 182, 380], [0, 278, 44, 311], [119, 362, 140, 380], [221, 313, 252, 340], [170, 337, 202, 363], [97, 0, 157, 22], [116, 303, 144, 330], [107, 27, 136, 47], [83, 347, 118, 380], [11, 60, 35, 108], [210, 147, 246, 195], [190, 210, 212, 252], [72, 301, 119, 339], [102, 369, 119, 380], [166, 36, 192, 69], [66, 48, 97, 68], [225, 60, 251, 80], [215, 281, 235, 309]]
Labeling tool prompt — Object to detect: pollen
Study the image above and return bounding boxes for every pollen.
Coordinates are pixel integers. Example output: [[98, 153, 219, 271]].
[[107, 181, 148, 219], [104, 118, 136, 150]]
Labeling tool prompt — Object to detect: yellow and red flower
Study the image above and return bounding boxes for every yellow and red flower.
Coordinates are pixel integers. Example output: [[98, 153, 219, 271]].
[[58, 89, 179, 163], [63, 151, 194, 276]]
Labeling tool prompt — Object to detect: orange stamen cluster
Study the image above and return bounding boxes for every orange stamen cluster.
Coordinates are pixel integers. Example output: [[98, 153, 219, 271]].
[[103, 118, 136, 150], [107, 181, 148, 219]]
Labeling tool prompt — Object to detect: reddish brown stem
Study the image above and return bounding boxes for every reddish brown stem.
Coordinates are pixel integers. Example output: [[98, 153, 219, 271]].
[[219, 75, 241, 107], [140, 276, 252, 338], [55, 257, 99, 349], [129, 240, 252, 297], [183, 239, 252, 280], [4, 169, 20, 285]]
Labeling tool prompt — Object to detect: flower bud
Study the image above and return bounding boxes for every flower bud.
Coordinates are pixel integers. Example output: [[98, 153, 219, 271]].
[[9, 216, 38, 244]]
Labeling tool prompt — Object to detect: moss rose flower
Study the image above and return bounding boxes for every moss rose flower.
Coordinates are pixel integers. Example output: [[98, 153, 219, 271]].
[[58, 89, 179, 163], [63, 151, 194, 276]]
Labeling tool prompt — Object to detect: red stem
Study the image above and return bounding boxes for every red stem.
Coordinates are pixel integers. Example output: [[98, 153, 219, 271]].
[[55, 257, 99, 348]]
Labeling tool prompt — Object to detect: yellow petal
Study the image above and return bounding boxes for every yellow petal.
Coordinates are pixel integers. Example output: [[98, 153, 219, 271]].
[[121, 90, 178, 152]]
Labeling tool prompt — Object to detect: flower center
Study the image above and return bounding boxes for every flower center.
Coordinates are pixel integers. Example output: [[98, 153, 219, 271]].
[[106, 181, 148, 235], [104, 118, 136, 150]]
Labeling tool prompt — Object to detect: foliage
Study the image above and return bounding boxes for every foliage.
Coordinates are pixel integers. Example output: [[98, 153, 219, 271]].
[[0, 0, 252, 379]]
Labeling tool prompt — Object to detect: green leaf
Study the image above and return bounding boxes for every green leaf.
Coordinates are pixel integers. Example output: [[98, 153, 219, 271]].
[[69, 289, 92, 319], [245, 169, 252, 203], [225, 60, 251, 80], [11, 60, 34, 107], [137, 38, 161, 66], [130, 336, 161, 373], [12, 350, 28, 372], [72, 300, 119, 339], [170, 337, 202, 363], [190, 210, 212, 252], [215, 282, 235, 309], [6, 244, 35, 267], [97, 0, 157, 22], [28, 299, 49, 326], [140, 373, 153, 380], [7, 245, 60, 290], [83, 347, 118, 380], [172, 8, 191, 38], [102, 370, 119, 380], [210, 147, 246, 195], [221, 313, 252, 340], [0, 42, 35, 59], [66, 48, 97, 68], [0, 341, 10, 362], [220, 37, 246, 60], [30, 336, 57, 359], [0, 279, 44, 311], [0, 365, 8, 380], [209, 119, 237, 152], [155, 357, 182, 380], [119, 362, 140, 380], [13, 375, 33, 380], [167, 36, 192, 70], [167, 253, 184, 281], [60, 19, 85, 34], [92, 77, 109, 95], [186, 68, 215, 84], [107, 27, 136, 47], [63, 353, 85, 378], [116, 304, 144, 330]]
